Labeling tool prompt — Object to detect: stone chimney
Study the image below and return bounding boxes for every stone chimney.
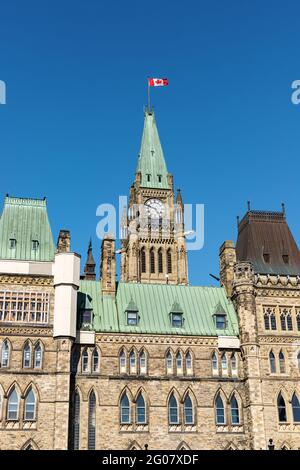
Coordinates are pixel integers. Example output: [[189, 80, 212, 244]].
[[100, 235, 116, 295], [219, 240, 236, 297], [57, 230, 71, 253]]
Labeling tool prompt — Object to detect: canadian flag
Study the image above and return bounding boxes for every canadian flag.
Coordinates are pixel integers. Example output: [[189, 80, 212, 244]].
[[148, 78, 168, 87]]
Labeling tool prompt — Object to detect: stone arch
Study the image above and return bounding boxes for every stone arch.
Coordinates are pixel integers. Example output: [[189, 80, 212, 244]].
[[23, 382, 40, 401], [87, 386, 100, 406], [128, 440, 142, 450], [177, 441, 191, 450], [21, 439, 39, 450]]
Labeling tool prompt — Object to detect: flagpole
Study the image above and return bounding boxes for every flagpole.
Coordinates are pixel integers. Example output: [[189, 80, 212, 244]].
[[148, 80, 151, 111]]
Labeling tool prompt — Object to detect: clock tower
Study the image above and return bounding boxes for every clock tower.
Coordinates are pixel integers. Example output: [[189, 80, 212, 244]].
[[120, 108, 188, 285]]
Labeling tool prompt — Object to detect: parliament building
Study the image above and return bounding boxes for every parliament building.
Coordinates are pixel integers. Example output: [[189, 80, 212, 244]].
[[0, 109, 300, 450]]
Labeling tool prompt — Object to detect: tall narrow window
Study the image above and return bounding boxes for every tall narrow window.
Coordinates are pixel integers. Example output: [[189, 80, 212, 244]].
[[277, 393, 287, 422], [287, 314, 293, 331], [297, 352, 300, 372], [166, 351, 173, 373], [158, 249, 163, 273], [34, 343, 42, 369], [71, 391, 80, 450], [184, 394, 194, 424], [120, 393, 130, 424], [186, 351, 192, 372], [139, 350, 146, 374], [88, 391, 96, 450], [279, 351, 285, 374], [292, 393, 300, 423], [280, 314, 287, 331], [271, 313, 277, 330], [269, 351, 276, 373], [23, 342, 31, 368], [230, 395, 239, 425], [120, 349, 126, 373], [7, 388, 19, 420], [168, 394, 179, 424], [176, 351, 182, 371], [92, 349, 99, 373], [141, 248, 146, 273], [1, 340, 10, 368], [221, 353, 227, 372], [82, 348, 89, 373], [264, 314, 270, 330], [150, 248, 155, 274], [167, 249, 172, 274], [215, 394, 225, 425], [136, 393, 146, 424], [212, 352, 218, 372], [24, 389, 36, 421], [130, 350, 136, 374], [297, 314, 300, 331], [231, 353, 237, 374]]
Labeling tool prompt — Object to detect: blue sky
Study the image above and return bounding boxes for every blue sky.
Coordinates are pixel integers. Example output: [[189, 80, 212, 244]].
[[0, 0, 299, 284]]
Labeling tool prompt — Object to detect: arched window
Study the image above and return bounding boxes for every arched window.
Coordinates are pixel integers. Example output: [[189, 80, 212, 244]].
[[270, 312, 277, 330], [23, 342, 31, 368], [269, 351, 276, 373], [88, 391, 96, 450], [231, 353, 237, 374], [280, 313, 287, 331], [176, 351, 182, 371], [24, 389, 36, 421], [297, 352, 300, 372], [212, 352, 218, 372], [139, 350, 146, 374], [167, 249, 172, 274], [34, 343, 42, 369], [292, 393, 300, 423], [129, 350, 136, 374], [158, 249, 163, 274], [120, 349, 126, 373], [185, 351, 192, 373], [120, 393, 130, 424], [1, 340, 10, 368], [264, 313, 270, 330], [70, 391, 80, 450], [184, 394, 194, 425], [221, 353, 227, 372], [136, 393, 146, 424], [287, 314, 293, 331], [141, 248, 146, 273], [82, 348, 89, 373], [166, 351, 173, 373], [215, 393, 225, 425], [279, 351, 285, 374], [7, 388, 19, 420], [168, 393, 179, 424], [150, 248, 155, 274], [278, 393, 287, 422], [92, 349, 99, 373], [230, 395, 239, 425]]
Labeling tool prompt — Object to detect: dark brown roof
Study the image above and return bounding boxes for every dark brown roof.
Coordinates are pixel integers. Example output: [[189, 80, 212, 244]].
[[236, 209, 300, 276]]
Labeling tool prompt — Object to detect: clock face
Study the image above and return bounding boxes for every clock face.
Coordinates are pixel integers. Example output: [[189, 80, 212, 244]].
[[144, 198, 164, 218]]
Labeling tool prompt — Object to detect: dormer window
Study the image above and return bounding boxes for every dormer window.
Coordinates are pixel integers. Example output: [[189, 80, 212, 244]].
[[158, 174, 162, 183], [171, 313, 183, 328], [127, 311, 138, 326], [81, 309, 93, 328], [32, 240, 39, 251], [263, 253, 270, 263], [147, 174, 151, 182], [282, 254, 289, 264], [216, 314, 226, 329], [9, 238, 16, 249]]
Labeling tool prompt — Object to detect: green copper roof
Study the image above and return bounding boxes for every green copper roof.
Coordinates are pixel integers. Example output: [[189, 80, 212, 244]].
[[0, 196, 55, 262], [78, 281, 239, 337], [136, 110, 169, 189]]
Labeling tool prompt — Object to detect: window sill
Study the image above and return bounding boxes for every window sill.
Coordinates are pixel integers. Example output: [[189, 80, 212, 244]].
[[119, 424, 149, 433]]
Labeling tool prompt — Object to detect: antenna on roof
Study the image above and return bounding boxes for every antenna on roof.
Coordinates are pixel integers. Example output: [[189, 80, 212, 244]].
[[247, 200, 251, 211], [281, 202, 286, 215]]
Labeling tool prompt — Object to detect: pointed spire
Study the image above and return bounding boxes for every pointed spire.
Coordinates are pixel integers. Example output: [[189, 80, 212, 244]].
[[136, 109, 169, 189], [176, 188, 183, 208], [84, 238, 96, 280]]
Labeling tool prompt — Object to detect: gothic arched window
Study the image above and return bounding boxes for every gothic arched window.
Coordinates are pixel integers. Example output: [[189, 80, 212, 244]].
[[264, 313, 270, 330], [119, 349, 126, 373], [230, 395, 239, 425], [23, 342, 31, 369], [1, 340, 10, 368], [167, 249, 172, 274], [279, 350, 285, 374], [297, 313, 300, 331], [70, 391, 80, 450], [221, 353, 227, 372], [34, 343, 42, 369], [185, 351, 192, 373], [158, 249, 163, 273], [120, 393, 130, 424], [277, 393, 287, 422], [292, 393, 300, 423], [215, 393, 225, 425], [168, 393, 179, 424], [136, 393, 146, 424], [139, 350, 146, 374], [231, 353, 237, 374], [88, 391, 96, 450], [24, 389, 36, 421], [297, 352, 300, 372], [269, 351, 276, 373], [141, 248, 146, 273], [212, 352, 218, 373], [176, 351, 182, 371], [82, 348, 89, 373], [129, 350, 136, 374], [184, 394, 194, 425], [150, 248, 155, 274], [7, 388, 19, 420], [166, 351, 173, 373], [92, 348, 99, 373]]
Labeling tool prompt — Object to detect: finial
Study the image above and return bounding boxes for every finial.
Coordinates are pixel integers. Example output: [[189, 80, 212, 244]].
[[247, 201, 251, 211], [237, 216, 240, 227], [88, 237, 92, 250], [281, 202, 285, 215]]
